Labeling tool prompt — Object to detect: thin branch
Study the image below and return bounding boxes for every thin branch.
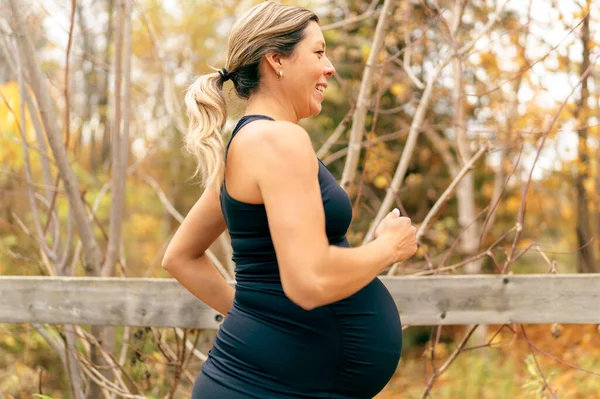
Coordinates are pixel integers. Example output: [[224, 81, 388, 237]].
[[316, 107, 353, 159], [77, 327, 145, 396], [363, 58, 449, 245], [434, 205, 491, 273], [503, 56, 598, 272], [32, 324, 66, 365], [321, 6, 382, 31], [0, 32, 55, 200], [175, 328, 208, 362], [322, 130, 405, 166], [364, 0, 514, 245], [479, 144, 523, 250], [7, 0, 104, 275], [419, 325, 479, 399], [421, 125, 459, 175], [10, 38, 58, 265], [506, 324, 600, 377], [466, 12, 588, 98], [137, 5, 187, 134], [388, 145, 489, 275], [138, 171, 233, 280], [340, 0, 395, 191], [520, 325, 559, 399], [41, 0, 76, 240], [457, 0, 511, 57]]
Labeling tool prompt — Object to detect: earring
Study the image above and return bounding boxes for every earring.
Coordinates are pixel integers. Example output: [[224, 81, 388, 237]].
[[277, 70, 283, 80]]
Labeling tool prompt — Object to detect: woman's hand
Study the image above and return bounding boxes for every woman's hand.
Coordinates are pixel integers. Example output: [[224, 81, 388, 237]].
[[374, 208, 418, 264]]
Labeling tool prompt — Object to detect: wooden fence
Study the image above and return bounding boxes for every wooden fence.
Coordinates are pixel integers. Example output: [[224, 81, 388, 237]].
[[1, 274, 599, 328]]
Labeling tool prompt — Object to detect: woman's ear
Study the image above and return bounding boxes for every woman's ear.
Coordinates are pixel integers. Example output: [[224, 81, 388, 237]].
[[264, 52, 283, 75]]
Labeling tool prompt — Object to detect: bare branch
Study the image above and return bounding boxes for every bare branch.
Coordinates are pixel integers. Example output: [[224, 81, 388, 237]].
[[520, 325, 559, 399], [39, 0, 77, 247], [139, 171, 233, 280], [316, 107, 353, 159], [0, 32, 55, 200], [458, 0, 511, 56], [322, 130, 405, 166], [32, 324, 85, 399], [363, 0, 509, 245], [102, 0, 128, 278], [503, 56, 598, 272], [321, 4, 381, 32], [340, 0, 395, 191], [388, 144, 489, 275], [175, 328, 208, 362], [419, 325, 479, 398], [138, 5, 187, 134], [421, 125, 459, 175], [11, 40, 58, 265], [7, 0, 104, 275], [363, 59, 448, 245]]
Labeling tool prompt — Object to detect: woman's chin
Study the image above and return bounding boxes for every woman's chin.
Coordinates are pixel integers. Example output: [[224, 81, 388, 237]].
[[298, 102, 322, 120], [310, 103, 322, 116]]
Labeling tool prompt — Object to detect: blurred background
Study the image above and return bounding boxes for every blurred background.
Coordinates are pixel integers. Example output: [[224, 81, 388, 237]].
[[1, 0, 599, 397]]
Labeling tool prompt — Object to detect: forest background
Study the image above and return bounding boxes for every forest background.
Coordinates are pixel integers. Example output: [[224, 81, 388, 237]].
[[1, 0, 600, 397]]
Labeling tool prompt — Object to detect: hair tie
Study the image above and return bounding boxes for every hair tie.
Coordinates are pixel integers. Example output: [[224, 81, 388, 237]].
[[218, 68, 231, 82]]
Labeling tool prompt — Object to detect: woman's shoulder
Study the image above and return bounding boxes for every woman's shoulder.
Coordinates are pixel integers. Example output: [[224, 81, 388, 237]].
[[236, 120, 315, 165]]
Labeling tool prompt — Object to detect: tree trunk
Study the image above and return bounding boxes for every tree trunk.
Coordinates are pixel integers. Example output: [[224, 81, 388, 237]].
[[102, 0, 128, 278], [453, 57, 481, 274], [74, 2, 93, 159], [594, 73, 600, 263], [93, 0, 115, 171], [575, 1, 594, 273], [91, 1, 131, 397]]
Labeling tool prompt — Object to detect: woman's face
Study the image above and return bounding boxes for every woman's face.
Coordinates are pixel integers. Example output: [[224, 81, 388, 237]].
[[281, 21, 336, 120]]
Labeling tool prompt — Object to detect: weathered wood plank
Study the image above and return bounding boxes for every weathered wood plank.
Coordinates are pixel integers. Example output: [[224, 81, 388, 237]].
[[388, 274, 600, 325], [0, 276, 223, 329], [1, 275, 599, 328]]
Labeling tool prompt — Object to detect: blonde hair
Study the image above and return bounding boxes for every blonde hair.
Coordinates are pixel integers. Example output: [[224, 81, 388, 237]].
[[183, 1, 318, 191]]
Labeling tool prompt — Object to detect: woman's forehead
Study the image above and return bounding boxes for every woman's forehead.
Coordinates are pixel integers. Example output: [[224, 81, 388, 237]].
[[303, 22, 325, 45]]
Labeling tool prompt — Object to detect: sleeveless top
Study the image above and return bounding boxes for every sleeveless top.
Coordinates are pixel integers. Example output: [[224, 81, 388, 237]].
[[201, 115, 402, 399]]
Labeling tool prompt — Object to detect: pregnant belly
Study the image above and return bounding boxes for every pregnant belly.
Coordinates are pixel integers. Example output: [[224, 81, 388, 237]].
[[330, 278, 402, 398], [204, 278, 402, 399]]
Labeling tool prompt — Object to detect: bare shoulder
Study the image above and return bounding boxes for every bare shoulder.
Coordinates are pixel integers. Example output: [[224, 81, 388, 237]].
[[235, 120, 317, 175]]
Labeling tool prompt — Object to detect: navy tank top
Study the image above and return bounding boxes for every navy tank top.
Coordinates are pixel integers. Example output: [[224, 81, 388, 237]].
[[201, 115, 402, 399]]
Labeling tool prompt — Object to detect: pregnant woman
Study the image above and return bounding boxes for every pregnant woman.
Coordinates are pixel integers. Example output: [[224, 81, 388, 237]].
[[162, 2, 418, 398]]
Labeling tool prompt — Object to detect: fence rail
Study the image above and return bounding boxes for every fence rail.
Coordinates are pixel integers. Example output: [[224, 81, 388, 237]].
[[1, 274, 599, 328]]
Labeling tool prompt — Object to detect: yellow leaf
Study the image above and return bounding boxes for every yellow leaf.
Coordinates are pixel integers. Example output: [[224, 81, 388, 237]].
[[1, 334, 16, 348], [583, 177, 594, 195], [433, 343, 448, 359], [560, 202, 573, 219], [505, 195, 521, 213], [519, 238, 533, 248], [360, 45, 371, 63], [481, 182, 494, 198], [373, 175, 388, 189], [390, 83, 405, 98]]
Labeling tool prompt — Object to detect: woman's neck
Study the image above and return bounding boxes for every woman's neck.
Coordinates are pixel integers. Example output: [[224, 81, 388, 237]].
[[245, 91, 298, 124]]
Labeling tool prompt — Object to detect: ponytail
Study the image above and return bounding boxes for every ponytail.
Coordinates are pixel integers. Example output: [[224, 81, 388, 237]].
[[183, 72, 227, 191]]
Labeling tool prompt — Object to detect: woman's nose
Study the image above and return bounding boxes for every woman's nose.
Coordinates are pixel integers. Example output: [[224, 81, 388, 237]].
[[324, 57, 336, 78]]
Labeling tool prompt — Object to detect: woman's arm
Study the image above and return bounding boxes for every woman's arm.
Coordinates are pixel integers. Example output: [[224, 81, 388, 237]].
[[251, 121, 416, 310], [161, 188, 234, 315]]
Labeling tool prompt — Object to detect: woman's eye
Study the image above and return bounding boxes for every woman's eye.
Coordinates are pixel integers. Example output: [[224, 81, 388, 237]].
[[316, 51, 325, 56]]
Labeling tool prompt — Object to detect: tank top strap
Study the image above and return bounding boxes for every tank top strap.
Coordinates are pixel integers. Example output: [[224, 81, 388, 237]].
[[225, 114, 275, 161]]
